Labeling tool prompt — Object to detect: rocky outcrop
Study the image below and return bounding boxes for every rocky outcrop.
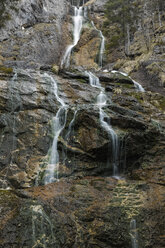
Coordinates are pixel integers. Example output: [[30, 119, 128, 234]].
[[102, 0, 165, 94], [0, 0, 165, 247], [0, 65, 164, 248], [0, 69, 164, 187], [0, 0, 70, 68], [0, 176, 164, 248]]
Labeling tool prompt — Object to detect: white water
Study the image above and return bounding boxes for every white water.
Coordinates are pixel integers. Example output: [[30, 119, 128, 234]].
[[61, 6, 84, 68], [97, 92, 119, 177], [85, 71, 102, 88], [44, 73, 65, 106], [31, 205, 55, 247], [43, 74, 67, 184], [63, 109, 77, 166], [84, 6, 88, 18], [91, 21, 105, 67], [65, 109, 77, 142], [132, 79, 145, 92], [130, 219, 138, 248], [86, 71, 119, 176], [111, 70, 145, 92]]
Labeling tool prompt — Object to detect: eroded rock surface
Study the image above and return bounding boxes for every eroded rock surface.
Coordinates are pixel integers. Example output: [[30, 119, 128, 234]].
[[0, 0, 165, 247], [0, 0, 70, 68], [0, 176, 164, 248]]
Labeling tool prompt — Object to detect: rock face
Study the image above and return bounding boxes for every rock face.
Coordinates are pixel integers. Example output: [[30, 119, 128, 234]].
[[0, 0, 165, 248], [0, 0, 70, 68], [102, 0, 165, 94], [0, 177, 164, 248], [0, 67, 164, 247]]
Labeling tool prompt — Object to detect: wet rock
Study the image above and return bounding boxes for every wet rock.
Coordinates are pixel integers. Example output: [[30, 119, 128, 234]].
[[96, 71, 134, 85], [60, 70, 89, 82], [0, 177, 164, 248], [0, 0, 164, 247], [105, 85, 113, 92], [0, 0, 70, 68]]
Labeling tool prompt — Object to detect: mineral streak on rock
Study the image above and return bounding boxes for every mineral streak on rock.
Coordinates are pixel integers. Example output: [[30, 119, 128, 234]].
[[0, 0, 164, 248]]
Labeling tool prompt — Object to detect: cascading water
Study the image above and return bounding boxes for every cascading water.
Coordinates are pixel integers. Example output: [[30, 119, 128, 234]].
[[61, 6, 84, 68], [130, 219, 138, 248], [43, 0, 143, 184], [111, 70, 145, 92], [62, 109, 77, 166], [86, 71, 119, 177], [85, 71, 101, 88], [42, 74, 67, 184], [31, 204, 55, 247], [91, 21, 105, 67], [45, 106, 67, 184], [65, 109, 77, 142], [61, 3, 105, 68], [97, 97, 119, 176], [132, 79, 145, 92]]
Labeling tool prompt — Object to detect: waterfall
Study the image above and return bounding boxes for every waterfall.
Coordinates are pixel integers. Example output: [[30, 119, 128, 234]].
[[97, 91, 119, 177], [61, 4, 105, 68], [111, 70, 145, 92], [62, 109, 77, 166], [132, 79, 145, 92], [44, 106, 67, 184], [85, 71, 101, 88], [61, 6, 84, 68], [130, 219, 138, 248], [31, 204, 55, 247], [42, 74, 67, 184], [65, 110, 77, 142], [84, 6, 88, 18], [86, 71, 119, 177], [91, 21, 105, 67]]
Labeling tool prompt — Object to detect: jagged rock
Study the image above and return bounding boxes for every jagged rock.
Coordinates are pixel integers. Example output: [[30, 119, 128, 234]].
[[105, 85, 113, 92], [0, 0, 165, 247], [0, 0, 70, 68], [0, 177, 164, 248], [60, 70, 89, 81], [96, 71, 134, 84]]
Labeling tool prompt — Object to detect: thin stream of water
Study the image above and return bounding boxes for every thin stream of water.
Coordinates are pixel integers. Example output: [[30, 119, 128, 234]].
[[86, 71, 119, 177], [91, 21, 105, 67], [42, 74, 67, 184], [111, 70, 145, 92], [130, 219, 138, 248], [61, 6, 84, 68]]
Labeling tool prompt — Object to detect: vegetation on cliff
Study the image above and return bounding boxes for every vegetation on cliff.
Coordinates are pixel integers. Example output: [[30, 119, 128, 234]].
[[104, 0, 165, 54], [0, 0, 19, 28], [0, 1, 164, 247]]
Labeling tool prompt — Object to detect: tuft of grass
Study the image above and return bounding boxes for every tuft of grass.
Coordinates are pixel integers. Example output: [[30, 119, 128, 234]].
[[0, 65, 13, 74], [0, 0, 19, 28]]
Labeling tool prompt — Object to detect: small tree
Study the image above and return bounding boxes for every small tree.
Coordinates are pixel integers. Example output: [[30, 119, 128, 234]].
[[104, 0, 140, 55]]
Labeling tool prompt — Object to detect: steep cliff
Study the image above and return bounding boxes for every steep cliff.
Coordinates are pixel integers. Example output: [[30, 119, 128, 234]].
[[103, 0, 165, 95], [0, 0, 164, 248], [0, 0, 70, 68]]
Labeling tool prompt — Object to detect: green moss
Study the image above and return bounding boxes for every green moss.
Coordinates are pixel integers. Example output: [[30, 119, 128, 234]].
[[0, 13, 11, 28], [0, 0, 19, 28], [159, 99, 165, 111], [123, 83, 134, 89], [77, 78, 87, 84], [0, 65, 13, 74], [10, 5, 18, 12], [127, 92, 144, 103]]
